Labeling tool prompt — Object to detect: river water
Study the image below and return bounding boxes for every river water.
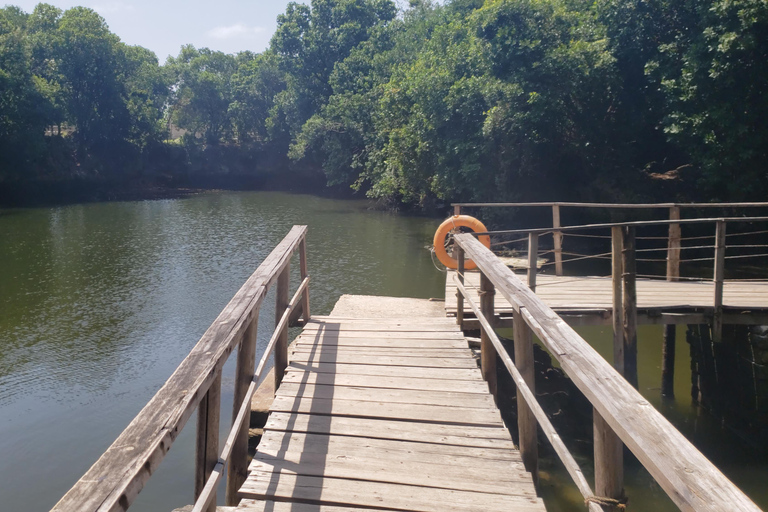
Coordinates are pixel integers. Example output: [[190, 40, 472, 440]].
[[0, 191, 764, 511]]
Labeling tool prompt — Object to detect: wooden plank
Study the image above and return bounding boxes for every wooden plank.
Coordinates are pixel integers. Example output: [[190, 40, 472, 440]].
[[195, 374, 221, 512], [275, 382, 495, 409], [454, 232, 762, 512], [594, 408, 624, 510], [268, 396, 504, 426], [292, 337, 470, 348], [287, 352, 479, 369], [297, 330, 466, 339], [513, 309, 537, 486], [263, 413, 514, 447], [480, 272, 497, 399], [53, 226, 308, 512], [274, 263, 290, 392], [299, 324, 460, 332], [237, 501, 389, 512], [287, 362, 483, 380], [238, 473, 545, 512], [290, 345, 474, 358], [281, 371, 490, 394]]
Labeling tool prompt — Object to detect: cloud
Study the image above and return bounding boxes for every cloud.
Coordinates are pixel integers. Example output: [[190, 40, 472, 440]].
[[90, 1, 134, 13], [207, 24, 265, 40]]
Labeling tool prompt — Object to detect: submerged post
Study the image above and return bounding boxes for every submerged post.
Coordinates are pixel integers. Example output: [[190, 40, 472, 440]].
[[622, 226, 638, 389], [513, 308, 538, 486], [662, 207, 681, 397], [274, 263, 290, 393], [713, 220, 726, 343], [480, 272, 497, 399], [195, 374, 221, 512], [611, 226, 624, 373], [527, 232, 538, 292], [552, 205, 563, 276], [456, 246, 465, 327], [594, 409, 624, 511]]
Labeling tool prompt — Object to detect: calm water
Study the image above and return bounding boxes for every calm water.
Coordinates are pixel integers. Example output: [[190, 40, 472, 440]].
[[0, 191, 765, 511]]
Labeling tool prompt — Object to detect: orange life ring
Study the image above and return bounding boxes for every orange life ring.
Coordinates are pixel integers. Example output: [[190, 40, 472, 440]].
[[433, 215, 491, 270]]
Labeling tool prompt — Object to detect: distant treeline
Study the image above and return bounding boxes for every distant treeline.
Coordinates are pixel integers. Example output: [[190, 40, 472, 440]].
[[1, 0, 767, 207]]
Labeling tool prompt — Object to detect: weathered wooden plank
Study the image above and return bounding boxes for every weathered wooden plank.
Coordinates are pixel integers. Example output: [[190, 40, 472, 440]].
[[275, 382, 495, 408], [281, 371, 489, 394], [263, 413, 514, 447], [290, 345, 474, 358], [454, 233, 762, 512], [297, 330, 466, 339], [236, 501, 388, 512], [238, 473, 545, 512], [268, 396, 504, 426], [293, 337, 470, 348], [287, 352, 479, 369], [287, 362, 483, 380], [53, 226, 308, 512]]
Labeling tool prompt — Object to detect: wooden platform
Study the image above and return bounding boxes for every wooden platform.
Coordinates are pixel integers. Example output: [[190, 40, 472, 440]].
[[446, 270, 768, 323], [235, 315, 545, 512]]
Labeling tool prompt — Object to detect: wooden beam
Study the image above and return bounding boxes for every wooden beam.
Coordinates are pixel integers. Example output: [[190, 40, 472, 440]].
[[457, 246, 465, 328], [552, 205, 563, 276], [611, 226, 623, 373], [52, 226, 307, 512], [527, 233, 538, 292], [195, 374, 221, 512], [593, 409, 623, 511], [480, 272, 497, 400], [513, 309, 538, 486], [299, 237, 310, 323], [662, 207, 681, 397], [666, 207, 681, 280], [713, 220, 726, 343], [453, 233, 761, 512], [621, 227, 638, 389], [274, 263, 290, 393]]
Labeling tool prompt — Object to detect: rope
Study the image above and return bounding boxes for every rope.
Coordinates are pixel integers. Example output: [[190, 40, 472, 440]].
[[637, 274, 713, 281], [727, 229, 768, 238], [429, 247, 448, 273], [490, 236, 530, 247], [563, 232, 612, 239], [725, 253, 768, 260], [636, 257, 668, 262], [585, 496, 627, 510]]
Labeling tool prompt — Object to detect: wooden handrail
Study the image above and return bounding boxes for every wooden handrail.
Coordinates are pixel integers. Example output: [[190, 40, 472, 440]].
[[452, 201, 768, 209], [53, 226, 309, 512], [453, 232, 761, 512]]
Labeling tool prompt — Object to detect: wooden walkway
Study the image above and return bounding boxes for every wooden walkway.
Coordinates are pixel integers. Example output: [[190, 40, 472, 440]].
[[446, 270, 768, 321], [235, 315, 545, 512]]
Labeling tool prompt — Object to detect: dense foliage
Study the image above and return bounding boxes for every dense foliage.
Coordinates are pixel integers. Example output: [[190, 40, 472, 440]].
[[1, 0, 767, 205]]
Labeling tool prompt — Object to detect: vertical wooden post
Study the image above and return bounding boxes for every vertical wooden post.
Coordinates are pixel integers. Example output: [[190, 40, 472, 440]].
[[513, 308, 538, 486], [274, 263, 290, 394], [611, 226, 624, 374], [453, 204, 461, 216], [195, 374, 221, 512], [456, 246, 465, 327], [299, 237, 310, 324], [552, 205, 563, 276], [594, 408, 624, 511], [527, 233, 538, 292], [622, 226, 638, 389], [480, 272, 497, 399], [662, 207, 681, 397], [225, 318, 258, 505], [713, 220, 726, 343]]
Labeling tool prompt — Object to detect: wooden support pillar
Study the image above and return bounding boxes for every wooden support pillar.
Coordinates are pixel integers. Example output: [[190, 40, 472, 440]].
[[456, 246, 465, 327], [594, 408, 624, 511], [527, 233, 538, 292], [195, 373, 221, 512], [513, 308, 538, 486], [225, 317, 258, 505], [611, 226, 624, 373], [552, 205, 563, 276], [274, 263, 290, 394], [622, 226, 638, 389], [713, 220, 726, 343], [453, 204, 461, 216], [299, 237, 310, 323], [662, 207, 681, 397], [480, 272, 497, 399]]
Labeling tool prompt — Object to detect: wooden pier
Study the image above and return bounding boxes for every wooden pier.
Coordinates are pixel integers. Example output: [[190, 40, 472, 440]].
[[54, 217, 765, 512]]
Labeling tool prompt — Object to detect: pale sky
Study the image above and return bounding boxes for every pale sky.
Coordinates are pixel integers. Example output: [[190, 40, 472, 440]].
[[7, 0, 298, 63]]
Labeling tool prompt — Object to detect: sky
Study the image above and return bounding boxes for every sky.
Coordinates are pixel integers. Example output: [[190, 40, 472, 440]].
[[7, 0, 298, 63]]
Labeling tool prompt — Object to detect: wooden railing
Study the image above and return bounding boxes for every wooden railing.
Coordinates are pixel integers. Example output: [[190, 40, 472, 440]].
[[453, 201, 768, 277], [453, 231, 762, 512], [53, 226, 310, 512]]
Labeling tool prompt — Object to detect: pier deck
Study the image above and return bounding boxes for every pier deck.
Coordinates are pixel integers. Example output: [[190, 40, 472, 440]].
[[235, 314, 545, 512]]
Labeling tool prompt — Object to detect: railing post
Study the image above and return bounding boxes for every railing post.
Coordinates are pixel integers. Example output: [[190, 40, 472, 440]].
[[454, 204, 461, 216], [456, 246, 465, 327], [513, 307, 538, 486], [594, 409, 624, 511], [527, 233, 538, 292], [274, 263, 290, 394], [552, 204, 563, 276], [622, 226, 638, 389], [299, 237, 310, 324], [713, 220, 726, 343], [225, 317, 258, 505], [480, 272, 497, 399], [611, 226, 624, 374], [195, 374, 221, 512], [662, 207, 681, 397]]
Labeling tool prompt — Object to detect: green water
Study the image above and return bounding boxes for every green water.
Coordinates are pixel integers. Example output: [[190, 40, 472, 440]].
[[0, 191, 765, 510]]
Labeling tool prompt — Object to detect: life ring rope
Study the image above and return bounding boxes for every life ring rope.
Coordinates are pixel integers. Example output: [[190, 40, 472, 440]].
[[433, 215, 491, 270]]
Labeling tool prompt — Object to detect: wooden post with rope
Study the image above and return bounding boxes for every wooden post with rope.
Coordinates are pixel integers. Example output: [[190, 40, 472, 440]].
[[456, 246, 465, 328]]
